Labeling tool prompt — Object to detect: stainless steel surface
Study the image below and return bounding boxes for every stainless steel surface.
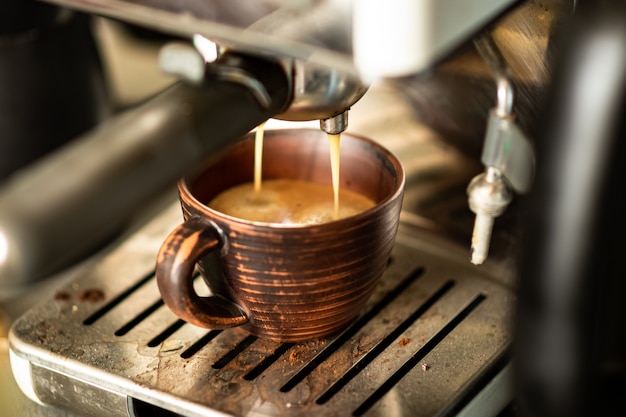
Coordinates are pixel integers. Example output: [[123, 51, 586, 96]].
[[275, 59, 368, 121], [158, 24, 369, 122], [157, 37, 369, 122], [9, 201, 514, 417]]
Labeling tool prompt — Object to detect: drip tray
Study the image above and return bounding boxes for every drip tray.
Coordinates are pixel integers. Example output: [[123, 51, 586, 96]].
[[9, 203, 515, 417]]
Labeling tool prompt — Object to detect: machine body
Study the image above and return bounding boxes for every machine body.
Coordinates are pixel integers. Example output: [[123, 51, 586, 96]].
[[4, 1, 626, 417]]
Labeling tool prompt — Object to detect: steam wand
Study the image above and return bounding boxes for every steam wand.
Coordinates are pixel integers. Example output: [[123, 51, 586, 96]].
[[468, 32, 535, 265]]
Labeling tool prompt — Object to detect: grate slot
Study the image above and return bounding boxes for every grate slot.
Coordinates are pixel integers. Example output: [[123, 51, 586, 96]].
[[213, 335, 258, 369], [280, 266, 425, 392], [83, 271, 155, 325], [315, 279, 456, 405], [113, 273, 202, 337], [244, 343, 295, 380], [180, 330, 223, 359], [352, 293, 488, 416], [115, 299, 164, 336], [147, 319, 187, 347]]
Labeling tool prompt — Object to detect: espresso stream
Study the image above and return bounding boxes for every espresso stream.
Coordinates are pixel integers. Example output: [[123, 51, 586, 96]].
[[208, 127, 374, 225]]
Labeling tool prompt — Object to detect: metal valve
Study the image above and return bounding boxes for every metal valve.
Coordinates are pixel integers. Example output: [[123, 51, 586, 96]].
[[467, 167, 513, 264], [468, 32, 535, 265]]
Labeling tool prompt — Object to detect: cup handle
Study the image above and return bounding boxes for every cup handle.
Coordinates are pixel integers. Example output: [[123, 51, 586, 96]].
[[156, 216, 248, 329]]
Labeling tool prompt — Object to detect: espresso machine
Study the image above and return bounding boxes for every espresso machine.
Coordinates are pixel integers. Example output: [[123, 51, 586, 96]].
[[2, 0, 626, 416]]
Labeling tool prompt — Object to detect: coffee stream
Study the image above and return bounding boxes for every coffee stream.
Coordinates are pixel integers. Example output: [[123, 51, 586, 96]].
[[254, 121, 266, 193], [254, 124, 341, 220], [208, 125, 374, 225], [328, 133, 341, 219]]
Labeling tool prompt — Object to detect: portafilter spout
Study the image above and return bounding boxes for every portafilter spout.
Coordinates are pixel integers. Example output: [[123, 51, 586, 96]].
[[159, 35, 367, 134], [0, 50, 291, 291]]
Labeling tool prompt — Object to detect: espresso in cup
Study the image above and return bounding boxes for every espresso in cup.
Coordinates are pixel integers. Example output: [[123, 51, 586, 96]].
[[156, 129, 405, 342], [208, 179, 375, 225], [225, 123, 369, 225]]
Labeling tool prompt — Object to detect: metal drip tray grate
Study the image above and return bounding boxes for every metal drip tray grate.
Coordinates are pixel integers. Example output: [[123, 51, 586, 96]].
[[9, 204, 514, 417]]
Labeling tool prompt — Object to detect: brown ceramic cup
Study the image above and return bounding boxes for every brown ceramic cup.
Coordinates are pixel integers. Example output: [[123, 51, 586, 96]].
[[155, 129, 404, 342]]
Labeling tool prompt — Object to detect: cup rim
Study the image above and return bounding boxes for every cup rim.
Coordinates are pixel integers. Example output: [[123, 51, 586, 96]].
[[178, 128, 405, 230]]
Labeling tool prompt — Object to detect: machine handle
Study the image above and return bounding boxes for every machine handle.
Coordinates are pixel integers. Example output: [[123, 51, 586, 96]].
[[0, 51, 290, 290], [156, 216, 248, 329]]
